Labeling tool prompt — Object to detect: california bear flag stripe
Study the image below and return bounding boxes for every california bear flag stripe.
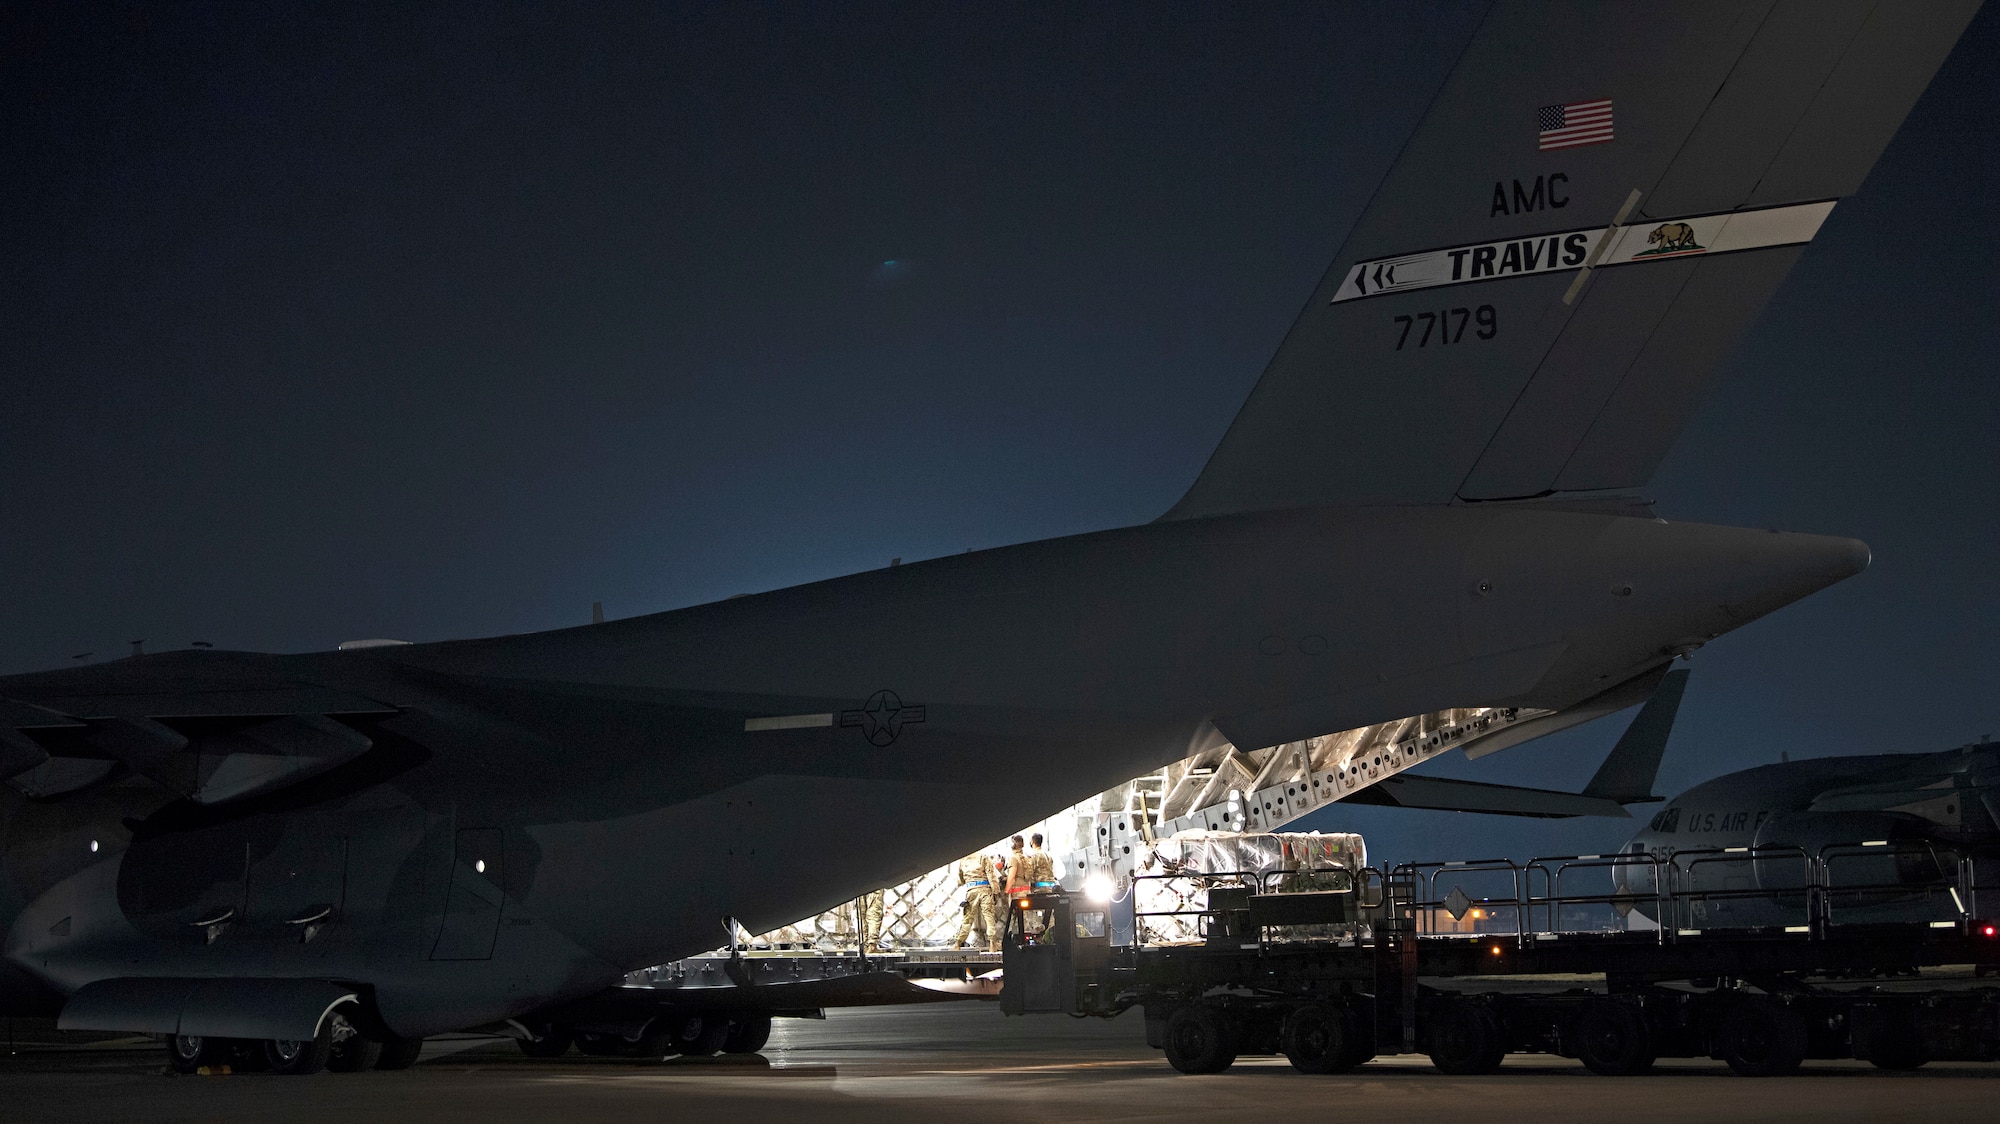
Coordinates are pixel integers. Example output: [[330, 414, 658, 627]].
[[1331, 200, 1836, 303]]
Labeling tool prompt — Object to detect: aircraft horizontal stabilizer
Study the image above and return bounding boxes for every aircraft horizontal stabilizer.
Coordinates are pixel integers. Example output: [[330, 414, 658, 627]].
[[1341, 774, 1630, 819], [1341, 667, 1690, 817], [1581, 667, 1690, 803]]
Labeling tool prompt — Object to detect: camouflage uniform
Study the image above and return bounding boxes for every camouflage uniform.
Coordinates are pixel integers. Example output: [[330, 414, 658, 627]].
[[952, 854, 997, 950], [1024, 846, 1057, 889], [858, 888, 886, 948], [1023, 846, 1059, 935]]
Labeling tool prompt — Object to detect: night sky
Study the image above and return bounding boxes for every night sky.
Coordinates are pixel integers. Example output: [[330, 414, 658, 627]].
[[4, 4, 1995, 867]]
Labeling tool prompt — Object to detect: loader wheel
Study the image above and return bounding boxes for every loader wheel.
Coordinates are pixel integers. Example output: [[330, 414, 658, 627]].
[[1281, 1004, 1359, 1074], [1428, 1002, 1505, 1075], [1717, 999, 1806, 1077], [1163, 1005, 1237, 1074], [1574, 1000, 1654, 1076]]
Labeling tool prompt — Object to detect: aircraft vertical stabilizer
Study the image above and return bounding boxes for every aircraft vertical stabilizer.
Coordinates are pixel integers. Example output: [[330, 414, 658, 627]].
[[1165, 1, 1982, 519]]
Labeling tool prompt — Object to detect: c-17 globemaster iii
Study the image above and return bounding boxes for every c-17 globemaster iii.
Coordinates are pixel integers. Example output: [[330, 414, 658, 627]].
[[1, 1, 1980, 1073]]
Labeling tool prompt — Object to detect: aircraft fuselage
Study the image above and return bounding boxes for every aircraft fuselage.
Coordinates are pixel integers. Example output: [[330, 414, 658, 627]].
[[2, 505, 1866, 1034]]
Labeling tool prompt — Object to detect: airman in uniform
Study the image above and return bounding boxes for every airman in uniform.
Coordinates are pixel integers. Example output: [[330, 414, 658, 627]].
[[858, 888, 886, 950], [1024, 833, 1059, 935], [1026, 833, 1058, 889], [1003, 835, 1032, 918], [953, 852, 998, 952]]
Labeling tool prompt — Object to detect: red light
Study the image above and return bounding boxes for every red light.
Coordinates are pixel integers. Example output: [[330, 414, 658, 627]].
[[1983, 924, 1995, 938]]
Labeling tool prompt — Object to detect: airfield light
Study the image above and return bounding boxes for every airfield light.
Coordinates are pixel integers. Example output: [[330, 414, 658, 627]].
[[89, 840, 98, 853], [1984, 924, 1997, 939], [475, 860, 486, 874], [1084, 873, 1115, 904], [1490, 945, 1503, 956]]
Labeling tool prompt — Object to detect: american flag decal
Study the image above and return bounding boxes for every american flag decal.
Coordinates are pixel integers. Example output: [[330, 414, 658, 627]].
[[1537, 99, 1613, 150]]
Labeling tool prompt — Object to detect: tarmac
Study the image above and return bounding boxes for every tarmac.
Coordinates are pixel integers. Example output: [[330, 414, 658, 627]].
[[5, 1000, 1999, 1122]]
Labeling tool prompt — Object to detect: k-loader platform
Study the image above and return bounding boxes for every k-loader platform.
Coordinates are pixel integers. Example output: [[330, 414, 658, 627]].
[[1001, 842, 2000, 1076]]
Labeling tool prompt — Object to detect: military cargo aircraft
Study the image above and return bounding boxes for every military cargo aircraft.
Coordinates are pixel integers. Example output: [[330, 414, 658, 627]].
[[1616, 739, 2000, 930], [1, 2, 1980, 1073]]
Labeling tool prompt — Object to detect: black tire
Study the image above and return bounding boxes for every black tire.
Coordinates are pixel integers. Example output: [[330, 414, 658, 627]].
[[1574, 1000, 1655, 1077], [265, 1023, 334, 1076], [327, 1034, 384, 1073], [575, 1032, 626, 1057], [516, 1022, 575, 1058], [325, 1009, 383, 1073], [1163, 1005, 1237, 1075], [1717, 999, 1807, 1077], [722, 1015, 773, 1055], [627, 1021, 675, 1059], [668, 1014, 730, 1058], [1428, 1002, 1506, 1075], [373, 1036, 425, 1070], [167, 1034, 227, 1074], [1861, 1009, 1928, 1071], [1281, 1004, 1358, 1074]]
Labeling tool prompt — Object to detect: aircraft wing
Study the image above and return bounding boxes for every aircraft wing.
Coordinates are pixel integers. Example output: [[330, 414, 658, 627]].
[[2, 651, 399, 804]]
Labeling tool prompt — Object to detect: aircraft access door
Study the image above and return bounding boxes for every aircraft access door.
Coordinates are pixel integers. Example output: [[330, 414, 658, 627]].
[[430, 828, 505, 960]]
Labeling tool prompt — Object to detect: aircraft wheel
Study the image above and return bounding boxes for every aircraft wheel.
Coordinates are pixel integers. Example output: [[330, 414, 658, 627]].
[[574, 1031, 626, 1056], [722, 1014, 773, 1054], [373, 1036, 425, 1070], [666, 1013, 730, 1057], [1574, 1000, 1655, 1076], [265, 1023, 334, 1076], [1717, 999, 1807, 1077], [1163, 1005, 1237, 1074], [516, 1022, 575, 1058], [1428, 1002, 1506, 1075], [1281, 1003, 1358, 1074], [326, 1009, 383, 1073], [627, 1020, 676, 1059], [167, 1034, 228, 1074]]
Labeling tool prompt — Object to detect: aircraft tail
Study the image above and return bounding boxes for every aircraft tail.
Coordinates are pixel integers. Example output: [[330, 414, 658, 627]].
[[1164, 0, 1980, 520]]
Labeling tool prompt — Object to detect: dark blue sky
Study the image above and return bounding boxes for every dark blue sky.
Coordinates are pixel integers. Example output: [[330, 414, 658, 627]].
[[3, 3, 1994, 866]]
